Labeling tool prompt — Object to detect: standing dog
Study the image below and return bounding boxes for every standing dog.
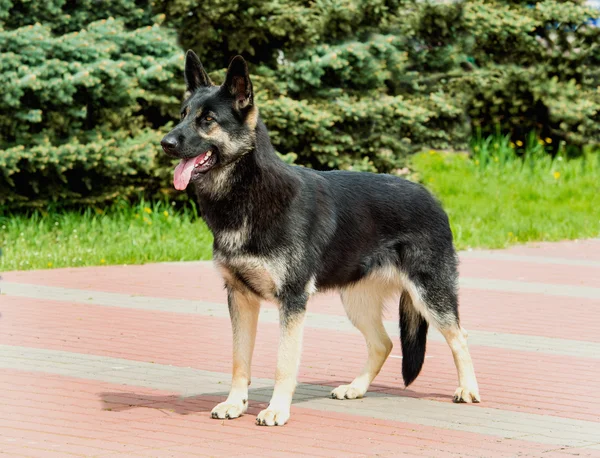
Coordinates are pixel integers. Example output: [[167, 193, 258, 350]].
[[161, 51, 480, 427]]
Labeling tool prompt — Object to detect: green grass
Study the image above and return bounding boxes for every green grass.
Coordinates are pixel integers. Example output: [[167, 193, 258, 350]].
[[1, 134, 599, 270], [411, 134, 600, 250], [0, 200, 213, 271]]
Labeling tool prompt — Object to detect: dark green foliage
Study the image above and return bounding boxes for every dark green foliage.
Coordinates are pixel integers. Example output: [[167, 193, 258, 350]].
[[0, 1, 183, 208], [3, 0, 156, 33], [160, 0, 600, 169], [456, 0, 600, 148], [1, 0, 599, 209], [154, 0, 403, 68]]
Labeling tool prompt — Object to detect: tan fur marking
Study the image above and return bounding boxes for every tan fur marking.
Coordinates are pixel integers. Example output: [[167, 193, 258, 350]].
[[215, 255, 287, 301], [230, 289, 260, 382], [439, 325, 481, 403], [245, 106, 259, 130], [215, 262, 240, 290], [199, 122, 224, 140], [332, 272, 395, 399], [398, 271, 454, 329], [211, 287, 260, 420], [305, 275, 317, 296], [257, 310, 306, 426], [206, 165, 234, 198], [216, 219, 250, 252]]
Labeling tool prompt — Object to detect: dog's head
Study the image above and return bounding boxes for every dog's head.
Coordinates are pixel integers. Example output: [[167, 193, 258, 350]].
[[161, 51, 258, 191]]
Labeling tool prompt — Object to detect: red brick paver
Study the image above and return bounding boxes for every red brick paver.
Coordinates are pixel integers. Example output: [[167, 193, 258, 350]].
[[2, 239, 600, 457]]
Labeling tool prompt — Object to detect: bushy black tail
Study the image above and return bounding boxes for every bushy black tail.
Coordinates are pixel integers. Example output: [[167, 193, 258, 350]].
[[399, 292, 428, 386]]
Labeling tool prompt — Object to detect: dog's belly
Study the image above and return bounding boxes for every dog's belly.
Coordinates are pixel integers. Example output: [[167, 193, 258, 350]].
[[214, 254, 286, 301]]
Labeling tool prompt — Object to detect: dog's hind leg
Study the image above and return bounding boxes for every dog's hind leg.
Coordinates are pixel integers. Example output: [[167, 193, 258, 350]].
[[331, 279, 393, 400], [439, 322, 480, 403], [403, 273, 481, 403], [256, 295, 307, 426], [211, 287, 260, 420]]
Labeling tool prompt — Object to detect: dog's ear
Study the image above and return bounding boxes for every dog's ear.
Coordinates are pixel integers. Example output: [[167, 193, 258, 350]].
[[223, 55, 253, 110], [184, 50, 212, 96]]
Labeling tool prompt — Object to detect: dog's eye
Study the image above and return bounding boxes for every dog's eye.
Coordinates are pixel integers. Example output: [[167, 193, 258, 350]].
[[205, 116, 214, 122], [180, 108, 189, 120]]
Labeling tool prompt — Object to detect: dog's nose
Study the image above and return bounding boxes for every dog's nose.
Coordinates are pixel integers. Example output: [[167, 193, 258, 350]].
[[161, 135, 179, 153]]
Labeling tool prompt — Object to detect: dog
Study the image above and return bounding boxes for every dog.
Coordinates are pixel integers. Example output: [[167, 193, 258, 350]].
[[161, 50, 480, 427]]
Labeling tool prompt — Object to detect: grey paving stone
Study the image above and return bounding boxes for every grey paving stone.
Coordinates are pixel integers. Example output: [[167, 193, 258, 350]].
[[3, 281, 600, 359], [1, 344, 598, 449]]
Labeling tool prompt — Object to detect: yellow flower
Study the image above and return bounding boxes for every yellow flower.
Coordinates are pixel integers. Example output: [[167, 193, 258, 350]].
[[509, 142, 515, 148], [429, 150, 436, 155], [516, 140, 523, 147], [538, 139, 545, 145], [100, 259, 106, 264], [545, 137, 552, 144], [143, 217, 152, 225], [144, 207, 152, 214], [47, 262, 53, 267], [553, 171, 560, 179], [163, 211, 169, 217]]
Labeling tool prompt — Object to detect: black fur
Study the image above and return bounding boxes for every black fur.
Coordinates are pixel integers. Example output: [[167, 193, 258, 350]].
[[184, 49, 212, 92], [161, 51, 463, 389], [399, 293, 429, 386]]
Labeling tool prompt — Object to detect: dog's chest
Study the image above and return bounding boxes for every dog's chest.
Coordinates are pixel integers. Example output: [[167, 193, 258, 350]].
[[212, 222, 250, 252], [214, 252, 287, 300]]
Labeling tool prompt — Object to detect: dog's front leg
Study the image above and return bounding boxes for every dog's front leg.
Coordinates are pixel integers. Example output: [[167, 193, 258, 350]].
[[256, 297, 307, 426], [211, 287, 260, 420]]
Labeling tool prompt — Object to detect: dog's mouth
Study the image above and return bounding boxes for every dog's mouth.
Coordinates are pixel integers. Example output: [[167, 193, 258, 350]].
[[173, 148, 218, 190]]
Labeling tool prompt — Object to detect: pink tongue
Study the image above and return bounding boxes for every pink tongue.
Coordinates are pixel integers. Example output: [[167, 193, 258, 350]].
[[173, 152, 209, 190], [173, 157, 196, 190]]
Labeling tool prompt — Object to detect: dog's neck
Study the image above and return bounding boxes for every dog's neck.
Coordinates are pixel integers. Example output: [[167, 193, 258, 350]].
[[194, 119, 300, 235]]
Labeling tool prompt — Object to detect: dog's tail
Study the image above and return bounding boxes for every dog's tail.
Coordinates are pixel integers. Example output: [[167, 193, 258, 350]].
[[399, 292, 428, 386]]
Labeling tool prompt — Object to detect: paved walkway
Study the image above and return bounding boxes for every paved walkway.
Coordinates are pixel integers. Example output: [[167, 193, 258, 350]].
[[1, 239, 600, 457]]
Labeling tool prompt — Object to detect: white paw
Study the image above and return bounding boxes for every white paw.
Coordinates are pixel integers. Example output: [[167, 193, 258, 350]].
[[256, 406, 290, 426], [453, 386, 481, 403], [211, 400, 248, 419], [330, 384, 366, 400]]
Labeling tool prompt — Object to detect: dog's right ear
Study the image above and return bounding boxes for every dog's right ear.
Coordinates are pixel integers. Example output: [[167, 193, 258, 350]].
[[184, 50, 212, 97], [223, 55, 253, 110]]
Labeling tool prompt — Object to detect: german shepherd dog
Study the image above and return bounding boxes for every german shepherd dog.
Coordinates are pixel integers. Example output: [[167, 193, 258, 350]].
[[161, 51, 480, 426]]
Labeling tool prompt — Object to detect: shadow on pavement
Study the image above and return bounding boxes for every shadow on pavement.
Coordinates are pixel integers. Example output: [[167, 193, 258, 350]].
[[99, 382, 449, 415]]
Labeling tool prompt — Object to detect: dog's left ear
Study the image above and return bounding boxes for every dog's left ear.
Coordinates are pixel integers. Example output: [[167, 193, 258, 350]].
[[223, 55, 253, 110]]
